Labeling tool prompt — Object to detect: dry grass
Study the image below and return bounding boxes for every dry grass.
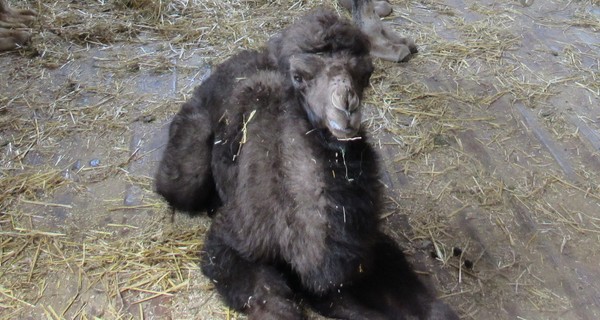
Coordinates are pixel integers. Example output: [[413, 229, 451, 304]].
[[0, 211, 207, 318], [363, 0, 600, 317], [2, 0, 600, 318], [1, 0, 328, 318]]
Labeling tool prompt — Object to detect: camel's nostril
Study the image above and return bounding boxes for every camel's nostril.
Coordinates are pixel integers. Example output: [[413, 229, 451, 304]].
[[331, 84, 360, 114]]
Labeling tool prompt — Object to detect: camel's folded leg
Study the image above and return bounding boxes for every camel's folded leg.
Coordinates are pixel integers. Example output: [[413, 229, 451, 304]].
[[349, 0, 418, 62], [201, 219, 305, 320]]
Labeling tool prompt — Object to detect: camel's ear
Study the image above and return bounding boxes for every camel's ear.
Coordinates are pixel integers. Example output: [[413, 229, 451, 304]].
[[289, 54, 324, 90]]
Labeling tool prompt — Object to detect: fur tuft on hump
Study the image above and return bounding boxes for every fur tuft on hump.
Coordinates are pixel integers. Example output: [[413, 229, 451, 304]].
[[268, 8, 371, 71]]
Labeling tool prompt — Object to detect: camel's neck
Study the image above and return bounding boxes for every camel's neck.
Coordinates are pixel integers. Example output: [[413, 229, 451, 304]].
[[307, 127, 365, 155]]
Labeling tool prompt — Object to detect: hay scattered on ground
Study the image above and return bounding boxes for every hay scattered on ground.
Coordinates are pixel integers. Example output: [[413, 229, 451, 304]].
[[1, 0, 600, 318], [1, 1, 327, 318]]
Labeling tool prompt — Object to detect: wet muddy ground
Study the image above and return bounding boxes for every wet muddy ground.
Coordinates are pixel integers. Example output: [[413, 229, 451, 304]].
[[1, 0, 599, 319]]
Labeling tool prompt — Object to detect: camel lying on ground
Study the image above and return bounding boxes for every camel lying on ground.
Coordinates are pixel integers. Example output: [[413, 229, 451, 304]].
[[156, 8, 455, 320]]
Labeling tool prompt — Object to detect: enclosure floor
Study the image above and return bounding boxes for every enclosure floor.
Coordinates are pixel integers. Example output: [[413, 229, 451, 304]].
[[1, 0, 599, 319]]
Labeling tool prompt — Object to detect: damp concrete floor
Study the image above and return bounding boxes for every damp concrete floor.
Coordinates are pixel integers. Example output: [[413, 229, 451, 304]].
[[1, 0, 600, 319]]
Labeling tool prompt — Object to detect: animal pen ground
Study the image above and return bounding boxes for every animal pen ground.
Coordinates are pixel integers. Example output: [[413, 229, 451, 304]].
[[0, 0, 599, 319]]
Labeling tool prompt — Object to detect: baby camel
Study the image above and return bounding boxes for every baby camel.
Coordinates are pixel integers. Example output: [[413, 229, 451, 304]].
[[156, 8, 457, 320]]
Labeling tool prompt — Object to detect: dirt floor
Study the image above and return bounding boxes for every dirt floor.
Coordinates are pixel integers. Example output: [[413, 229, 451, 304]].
[[1, 0, 599, 319]]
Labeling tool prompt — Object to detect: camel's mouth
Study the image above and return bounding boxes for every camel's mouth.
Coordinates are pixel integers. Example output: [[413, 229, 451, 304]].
[[328, 119, 359, 139]]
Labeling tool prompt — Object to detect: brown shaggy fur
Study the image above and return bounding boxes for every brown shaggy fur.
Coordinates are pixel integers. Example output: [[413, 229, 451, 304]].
[[155, 49, 273, 214], [156, 9, 372, 213], [156, 8, 455, 320]]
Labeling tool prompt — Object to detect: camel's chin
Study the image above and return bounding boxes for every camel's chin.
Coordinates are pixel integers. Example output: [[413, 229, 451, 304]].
[[328, 126, 359, 140], [327, 119, 359, 140]]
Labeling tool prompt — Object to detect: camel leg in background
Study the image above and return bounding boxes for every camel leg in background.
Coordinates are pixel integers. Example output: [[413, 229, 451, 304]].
[[0, 0, 36, 51], [346, 0, 418, 62]]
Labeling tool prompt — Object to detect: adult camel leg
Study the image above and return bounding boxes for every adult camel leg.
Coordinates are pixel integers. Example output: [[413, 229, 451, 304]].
[[0, 0, 36, 51], [339, 0, 393, 17], [349, 0, 418, 62]]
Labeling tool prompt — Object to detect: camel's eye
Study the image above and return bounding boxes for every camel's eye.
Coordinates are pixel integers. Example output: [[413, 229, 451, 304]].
[[293, 74, 303, 84]]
